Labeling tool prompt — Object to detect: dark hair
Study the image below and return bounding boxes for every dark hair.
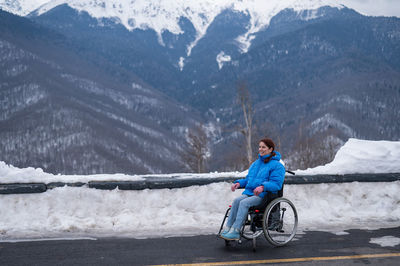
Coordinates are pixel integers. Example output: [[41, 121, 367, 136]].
[[260, 138, 276, 163]]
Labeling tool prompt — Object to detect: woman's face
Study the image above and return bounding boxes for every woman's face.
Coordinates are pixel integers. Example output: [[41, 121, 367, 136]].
[[259, 142, 273, 156]]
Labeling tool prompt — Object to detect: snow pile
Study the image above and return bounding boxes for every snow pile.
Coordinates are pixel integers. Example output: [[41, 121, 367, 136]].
[[0, 161, 145, 183], [0, 161, 245, 183], [370, 236, 400, 247], [1, 181, 399, 239], [295, 138, 400, 175]]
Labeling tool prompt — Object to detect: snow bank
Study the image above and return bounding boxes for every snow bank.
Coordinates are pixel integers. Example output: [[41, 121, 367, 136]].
[[0, 161, 245, 183], [370, 236, 400, 247], [295, 138, 400, 175], [1, 181, 399, 239], [0, 161, 145, 183]]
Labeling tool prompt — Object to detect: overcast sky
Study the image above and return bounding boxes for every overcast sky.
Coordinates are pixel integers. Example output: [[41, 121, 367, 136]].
[[340, 0, 400, 17]]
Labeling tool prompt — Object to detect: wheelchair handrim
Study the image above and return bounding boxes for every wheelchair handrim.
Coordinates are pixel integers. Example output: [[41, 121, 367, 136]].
[[262, 197, 298, 246]]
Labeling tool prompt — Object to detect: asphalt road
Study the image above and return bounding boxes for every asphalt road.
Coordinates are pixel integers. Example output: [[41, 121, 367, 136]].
[[0, 227, 399, 266]]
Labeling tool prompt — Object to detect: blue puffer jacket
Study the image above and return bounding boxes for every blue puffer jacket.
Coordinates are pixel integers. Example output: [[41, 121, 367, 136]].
[[234, 152, 285, 198]]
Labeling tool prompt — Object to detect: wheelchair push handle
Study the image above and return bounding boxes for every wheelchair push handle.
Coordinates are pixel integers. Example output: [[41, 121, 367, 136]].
[[286, 170, 295, 175]]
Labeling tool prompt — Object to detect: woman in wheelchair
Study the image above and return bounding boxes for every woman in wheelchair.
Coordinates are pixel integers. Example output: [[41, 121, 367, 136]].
[[220, 138, 285, 241]]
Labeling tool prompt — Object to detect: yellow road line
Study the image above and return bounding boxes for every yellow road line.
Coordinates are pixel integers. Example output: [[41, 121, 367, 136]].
[[153, 252, 400, 266]]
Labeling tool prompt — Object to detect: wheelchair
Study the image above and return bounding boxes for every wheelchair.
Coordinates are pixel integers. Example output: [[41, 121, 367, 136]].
[[218, 176, 298, 251]]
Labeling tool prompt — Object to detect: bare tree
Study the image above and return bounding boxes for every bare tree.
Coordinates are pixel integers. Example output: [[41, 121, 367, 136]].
[[286, 122, 342, 170], [237, 82, 254, 166], [181, 124, 209, 173]]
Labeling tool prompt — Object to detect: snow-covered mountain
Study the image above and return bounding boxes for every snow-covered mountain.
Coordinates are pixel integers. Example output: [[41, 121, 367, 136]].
[[0, 0, 46, 16], [0, 9, 208, 174], [1, 1, 400, 174], [2, 0, 343, 54]]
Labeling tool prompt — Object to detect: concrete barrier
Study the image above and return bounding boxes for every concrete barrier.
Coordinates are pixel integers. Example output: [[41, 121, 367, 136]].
[[46, 182, 86, 189], [285, 173, 400, 184], [0, 173, 399, 194], [88, 173, 400, 190], [0, 183, 47, 194], [88, 177, 237, 190], [88, 180, 148, 190]]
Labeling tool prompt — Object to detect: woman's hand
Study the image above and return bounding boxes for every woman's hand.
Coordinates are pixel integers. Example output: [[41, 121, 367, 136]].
[[231, 183, 240, 191], [253, 186, 264, 196]]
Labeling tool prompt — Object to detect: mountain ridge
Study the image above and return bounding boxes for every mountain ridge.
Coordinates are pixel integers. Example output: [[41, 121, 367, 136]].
[[2, 0, 345, 57], [1, 3, 399, 173], [0, 9, 205, 174]]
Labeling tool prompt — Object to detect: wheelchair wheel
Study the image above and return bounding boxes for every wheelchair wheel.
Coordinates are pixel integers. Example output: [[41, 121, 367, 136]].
[[262, 197, 298, 246]]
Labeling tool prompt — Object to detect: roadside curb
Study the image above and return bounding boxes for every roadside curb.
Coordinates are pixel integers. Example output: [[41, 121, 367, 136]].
[[1, 173, 399, 194]]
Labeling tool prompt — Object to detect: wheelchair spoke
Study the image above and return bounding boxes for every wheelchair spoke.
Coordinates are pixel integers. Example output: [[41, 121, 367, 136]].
[[241, 213, 263, 240], [263, 198, 298, 246]]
